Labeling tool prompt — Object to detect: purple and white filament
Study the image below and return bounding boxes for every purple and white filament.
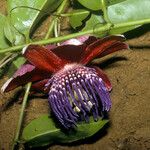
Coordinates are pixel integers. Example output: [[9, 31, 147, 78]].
[[46, 64, 111, 128]]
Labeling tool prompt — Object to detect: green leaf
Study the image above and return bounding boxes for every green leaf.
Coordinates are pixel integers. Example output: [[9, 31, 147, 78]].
[[108, 0, 150, 34], [77, 0, 102, 11], [107, 0, 126, 6], [22, 114, 108, 148], [0, 14, 10, 62], [0, 14, 10, 50], [7, 0, 63, 38], [3, 18, 16, 45], [81, 13, 106, 37], [82, 13, 104, 32], [69, 9, 90, 29], [3, 17, 26, 45]]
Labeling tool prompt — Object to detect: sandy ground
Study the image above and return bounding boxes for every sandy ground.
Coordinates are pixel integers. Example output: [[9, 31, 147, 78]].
[[0, 0, 150, 150]]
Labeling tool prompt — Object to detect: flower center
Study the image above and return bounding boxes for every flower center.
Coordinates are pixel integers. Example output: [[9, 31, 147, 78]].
[[46, 63, 111, 128]]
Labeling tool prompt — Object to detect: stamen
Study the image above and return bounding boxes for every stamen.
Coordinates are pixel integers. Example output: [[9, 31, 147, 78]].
[[78, 76, 99, 119], [62, 88, 79, 118], [85, 78, 99, 106], [66, 83, 82, 112], [72, 82, 89, 112]]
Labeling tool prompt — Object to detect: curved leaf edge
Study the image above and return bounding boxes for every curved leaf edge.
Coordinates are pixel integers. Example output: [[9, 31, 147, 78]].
[[22, 114, 109, 148]]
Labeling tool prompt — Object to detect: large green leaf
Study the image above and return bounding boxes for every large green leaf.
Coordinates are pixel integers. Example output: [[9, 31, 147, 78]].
[[0, 14, 10, 50], [108, 0, 150, 23], [3, 0, 63, 75], [108, 0, 150, 34], [3, 17, 16, 45], [0, 14, 10, 63], [22, 114, 108, 148], [3, 17, 26, 45], [7, 0, 63, 38], [74, 0, 150, 35]]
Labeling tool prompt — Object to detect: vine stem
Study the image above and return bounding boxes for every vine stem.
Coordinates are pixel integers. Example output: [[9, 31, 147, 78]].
[[0, 53, 18, 69], [12, 82, 32, 150], [0, 53, 12, 64], [45, 0, 68, 39], [0, 18, 150, 54], [58, 10, 89, 17], [54, 18, 61, 46], [101, 0, 111, 23]]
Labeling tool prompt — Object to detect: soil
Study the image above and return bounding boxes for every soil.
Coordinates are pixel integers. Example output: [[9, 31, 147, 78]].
[[0, 1, 150, 150]]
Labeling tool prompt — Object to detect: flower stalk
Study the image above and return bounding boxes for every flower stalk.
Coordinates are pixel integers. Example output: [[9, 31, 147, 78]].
[[12, 82, 32, 150]]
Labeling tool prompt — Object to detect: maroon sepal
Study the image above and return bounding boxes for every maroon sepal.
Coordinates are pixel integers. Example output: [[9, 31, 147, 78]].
[[80, 35, 128, 65], [31, 79, 49, 93], [94, 66, 112, 91], [23, 45, 67, 73], [1, 64, 51, 92]]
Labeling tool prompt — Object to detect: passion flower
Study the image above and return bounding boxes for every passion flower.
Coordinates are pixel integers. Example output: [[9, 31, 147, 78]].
[[1, 35, 128, 128]]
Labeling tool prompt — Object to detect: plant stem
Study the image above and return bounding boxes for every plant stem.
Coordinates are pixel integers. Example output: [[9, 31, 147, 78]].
[[0, 18, 150, 54], [101, 0, 111, 23], [0, 23, 111, 53], [45, 0, 68, 39], [0, 53, 18, 69], [0, 53, 12, 65], [58, 10, 90, 17], [12, 82, 32, 150], [54, 19, 61, 46]]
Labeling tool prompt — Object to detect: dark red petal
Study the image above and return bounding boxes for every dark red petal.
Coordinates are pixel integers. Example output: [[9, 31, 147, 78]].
[[1, 64, 51, 92], [31, 79, 49, 93], [94, 66, 112, 91], [23, 45, 67, 73], [50, 36, 98, 63], [80, 35, 128, 65]]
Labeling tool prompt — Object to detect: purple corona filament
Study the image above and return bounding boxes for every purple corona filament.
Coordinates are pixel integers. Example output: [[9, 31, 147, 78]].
[[46, 64, 111, 128]]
